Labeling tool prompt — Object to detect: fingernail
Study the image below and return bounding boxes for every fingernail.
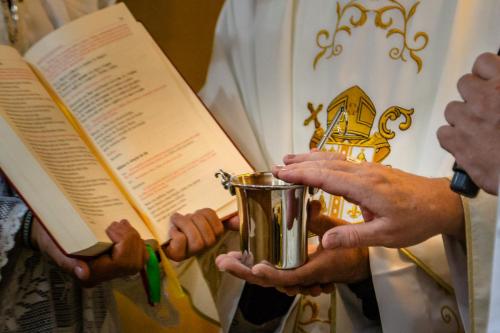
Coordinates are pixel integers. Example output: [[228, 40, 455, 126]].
[[323, 232, 339, 249], [218, 266, 225, 272], [74, 266, 85, 279], [285, 154, 295, 159], [273, 165, 287, 171]]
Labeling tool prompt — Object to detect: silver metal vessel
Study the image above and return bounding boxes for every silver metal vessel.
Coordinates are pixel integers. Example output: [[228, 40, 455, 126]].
[[216, 170, 309, 269]]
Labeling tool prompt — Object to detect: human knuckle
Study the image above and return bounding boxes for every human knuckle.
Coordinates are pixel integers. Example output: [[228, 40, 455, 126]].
[[476, 52, 493, 67], [457, 73, 472, 92], [380, 232, 396, 247], [327, 151, 345, 161], [346, 227, 361, 247], [191, 239, 205, 253], [444, 102, 457, 121], [206, 234, 216, 247], [214, 223, 224, 236], [436, 126, 447, 139], [194, 208, 208, 216], [171, 253, 184, 262]]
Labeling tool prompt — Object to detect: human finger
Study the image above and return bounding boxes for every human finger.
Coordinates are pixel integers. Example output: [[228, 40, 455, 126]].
[[283, 151, 346, 165], [298, 284, 324, 297], [277, 286, 301, 296], [250, 262, 315, 287], [106, 221, 145, 267], [84, 246, 144, 287], [320, 283, 336, 294], [457, 73, 485, 102], [321, 219, 386, 248], [47, 244, 89, 279], [307, 200, 347, 236], [170, 213, 205, 254], [223, 215, 240, 231], [437, 125, 460, 154], [472, 52, 500, 80], [191, 213, 217, 247], [274, 167, 363, 200], [84, 255, 115, 286], [216, 253, 261, 284], [215, 250, 244, 266], [106, 220, 139, 243], [196, 208, 224, 237], [35, 220, 89, 280], [164, 226, 187, 261], [443, 101, 466, 126], [274, 159, 356, 175]]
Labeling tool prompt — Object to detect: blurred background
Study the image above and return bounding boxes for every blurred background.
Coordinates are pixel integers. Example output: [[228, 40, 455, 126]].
[[121, 0, 225, 92]]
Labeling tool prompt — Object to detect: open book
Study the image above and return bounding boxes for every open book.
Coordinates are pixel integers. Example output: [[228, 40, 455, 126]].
[[0, 4, 252, 257]]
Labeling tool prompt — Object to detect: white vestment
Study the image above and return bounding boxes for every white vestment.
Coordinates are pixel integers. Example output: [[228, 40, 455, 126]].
[[488, 190, 500, 332], [199, 0, 500, 332], [444, 191, 498, 333]]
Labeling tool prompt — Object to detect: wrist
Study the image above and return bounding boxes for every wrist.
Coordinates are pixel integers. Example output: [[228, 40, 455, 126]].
[[437, 178, 465, 240], [349, 247, 370, 283]]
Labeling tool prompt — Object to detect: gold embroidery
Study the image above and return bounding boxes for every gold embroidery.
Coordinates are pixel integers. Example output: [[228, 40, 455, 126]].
[[314, 0, 429, 73], [441, 305, 463, 333], [378, 106, 414, 140], [314, 1, 369, 69], [295, 296, 332, 333], [399, 248, 454, 295], [307, 85, 413, 160], [347, 203, 362, 219]]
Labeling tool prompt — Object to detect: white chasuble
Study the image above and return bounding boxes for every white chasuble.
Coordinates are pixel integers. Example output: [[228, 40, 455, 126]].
[[445, 191, 498, 333], [488, 191, 500, 333], [200, 0, 500, 332]]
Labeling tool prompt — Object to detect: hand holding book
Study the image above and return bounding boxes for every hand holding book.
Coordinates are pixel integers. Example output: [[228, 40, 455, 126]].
[[164, 208, 224, 262], [29, 208, 230, 286], [31, 217, 148, 287]]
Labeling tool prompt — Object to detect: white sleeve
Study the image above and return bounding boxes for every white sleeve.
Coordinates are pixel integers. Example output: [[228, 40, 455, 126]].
[[487, 192, 500, 332], [443, 234, 469, 330], [443, 191, 498, 333], [198, 1, 268, 171]]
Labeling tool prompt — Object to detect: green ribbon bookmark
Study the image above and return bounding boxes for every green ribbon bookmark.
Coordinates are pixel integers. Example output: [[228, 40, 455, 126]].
[[145, 244, 161, 304]]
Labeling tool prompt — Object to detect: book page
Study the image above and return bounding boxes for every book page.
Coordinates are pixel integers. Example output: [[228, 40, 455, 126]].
[[24, 4, 252, 242], [0, 45, 153, 256]]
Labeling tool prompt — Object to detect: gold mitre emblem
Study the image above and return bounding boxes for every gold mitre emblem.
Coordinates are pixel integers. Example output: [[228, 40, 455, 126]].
[[306, 85, 414, 163], [327, 85, 376, 140]]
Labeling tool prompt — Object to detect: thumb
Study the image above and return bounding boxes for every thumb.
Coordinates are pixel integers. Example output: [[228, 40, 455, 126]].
[[74, 260, 91, 281], [223, 215, 240, 231], [308, 200, 347, 236], [322, 221, 380, 249]]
